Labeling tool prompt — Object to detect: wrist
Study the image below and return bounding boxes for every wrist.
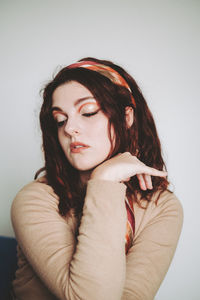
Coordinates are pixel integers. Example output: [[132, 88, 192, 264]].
[[90, 168, 112, 181]]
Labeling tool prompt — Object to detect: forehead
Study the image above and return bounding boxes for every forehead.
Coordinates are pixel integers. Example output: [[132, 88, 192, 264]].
[[52, 81, 94, 107]]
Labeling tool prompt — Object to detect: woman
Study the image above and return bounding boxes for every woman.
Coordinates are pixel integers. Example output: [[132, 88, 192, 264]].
[[11, 57, 183, 300]]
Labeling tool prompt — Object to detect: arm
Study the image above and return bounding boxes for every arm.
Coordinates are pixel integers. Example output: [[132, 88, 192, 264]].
[[11, 179, 127, 300], [122, 191, 183, 300], [90, 152, 181, 299]]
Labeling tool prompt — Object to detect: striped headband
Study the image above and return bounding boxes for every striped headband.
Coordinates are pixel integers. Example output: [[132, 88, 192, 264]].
[[67, 61, 136, 107]]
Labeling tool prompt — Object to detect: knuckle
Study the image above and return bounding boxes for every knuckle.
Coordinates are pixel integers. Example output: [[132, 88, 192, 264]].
[[124, 152, 131, 156]]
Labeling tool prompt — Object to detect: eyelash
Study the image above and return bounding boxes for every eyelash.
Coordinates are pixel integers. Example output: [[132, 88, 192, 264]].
[[57, 120, 66, 128], [56, 110, 99, 128], [82, 110, 99, 117]]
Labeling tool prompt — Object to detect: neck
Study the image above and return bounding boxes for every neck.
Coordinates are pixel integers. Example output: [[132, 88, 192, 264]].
[[79, 170, 92, 185]]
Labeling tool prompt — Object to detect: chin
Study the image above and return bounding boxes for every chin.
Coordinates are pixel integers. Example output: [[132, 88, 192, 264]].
[[73, 165, 96, 172], [71, 160, 103, 172]]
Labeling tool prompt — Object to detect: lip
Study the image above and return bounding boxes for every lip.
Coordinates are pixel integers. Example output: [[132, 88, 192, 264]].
[[70, 141, 90, 153]]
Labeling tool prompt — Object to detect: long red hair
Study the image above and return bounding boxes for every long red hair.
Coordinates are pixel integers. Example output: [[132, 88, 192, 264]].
[[37, 57, 169, 216]]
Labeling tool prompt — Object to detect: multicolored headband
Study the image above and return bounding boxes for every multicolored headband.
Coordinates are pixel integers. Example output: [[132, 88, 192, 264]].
[[67, 60, 136, 107]]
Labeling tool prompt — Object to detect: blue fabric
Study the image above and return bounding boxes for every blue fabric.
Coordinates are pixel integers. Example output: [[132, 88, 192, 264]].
[[0, 236, 18, 299]]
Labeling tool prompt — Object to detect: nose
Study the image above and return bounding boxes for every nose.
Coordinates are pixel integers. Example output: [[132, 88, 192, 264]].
[[63, 118, 80, 136]]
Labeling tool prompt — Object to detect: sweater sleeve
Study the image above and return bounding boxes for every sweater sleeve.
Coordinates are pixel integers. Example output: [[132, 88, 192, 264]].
[[121, 191, 183, 300], [11, 179, 127, 300]]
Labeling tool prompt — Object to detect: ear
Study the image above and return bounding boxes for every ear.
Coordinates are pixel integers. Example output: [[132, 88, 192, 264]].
[[125, 106, 134, 128]]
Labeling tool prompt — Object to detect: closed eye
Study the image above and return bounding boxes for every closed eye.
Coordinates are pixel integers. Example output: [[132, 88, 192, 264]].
[[57, 120, 66, 127], [52, 111, 68, 128], [82, 110, 100, 117], [54, 116, 68, 128]]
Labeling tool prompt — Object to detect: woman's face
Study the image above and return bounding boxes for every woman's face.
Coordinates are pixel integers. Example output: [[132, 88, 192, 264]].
[[52, 81, 114, 171]]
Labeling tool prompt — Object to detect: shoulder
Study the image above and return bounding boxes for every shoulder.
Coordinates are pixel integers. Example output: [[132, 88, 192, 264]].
[[138, 189, 183, 217], [11, 178, 60, 226], [12, 177, 58, 208], [11, 177, 79, 241], [152, 189, 183, 215], [134, 190, 183, 240]]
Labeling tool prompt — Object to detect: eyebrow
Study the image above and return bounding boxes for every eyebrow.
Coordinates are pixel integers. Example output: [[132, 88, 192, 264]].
[[51, 96, 96, 114]]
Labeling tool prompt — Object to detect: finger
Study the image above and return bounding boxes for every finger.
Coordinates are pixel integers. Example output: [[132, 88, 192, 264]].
[[137, 174, 147, 190], [143, 174, 153, 190], [142, 166, 167, 177]]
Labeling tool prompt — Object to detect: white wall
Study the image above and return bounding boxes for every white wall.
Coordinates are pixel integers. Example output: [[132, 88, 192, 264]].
[[1, 0, 199, 299]]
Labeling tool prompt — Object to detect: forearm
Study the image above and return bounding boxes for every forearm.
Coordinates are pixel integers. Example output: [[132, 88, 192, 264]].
[[68, 179, 127, 300], [12, 180, 127, 300]]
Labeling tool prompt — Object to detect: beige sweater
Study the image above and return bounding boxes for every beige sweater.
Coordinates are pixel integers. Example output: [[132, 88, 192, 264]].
[[11, 178, 183, 300]]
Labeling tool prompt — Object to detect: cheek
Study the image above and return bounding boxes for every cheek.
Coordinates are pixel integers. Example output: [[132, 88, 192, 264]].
[[92, 120, 109, 140], [92, 122, 114, 151]]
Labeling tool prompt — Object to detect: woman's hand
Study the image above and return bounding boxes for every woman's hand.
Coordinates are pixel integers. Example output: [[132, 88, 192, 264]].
[[90, 152, 167, 190]]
